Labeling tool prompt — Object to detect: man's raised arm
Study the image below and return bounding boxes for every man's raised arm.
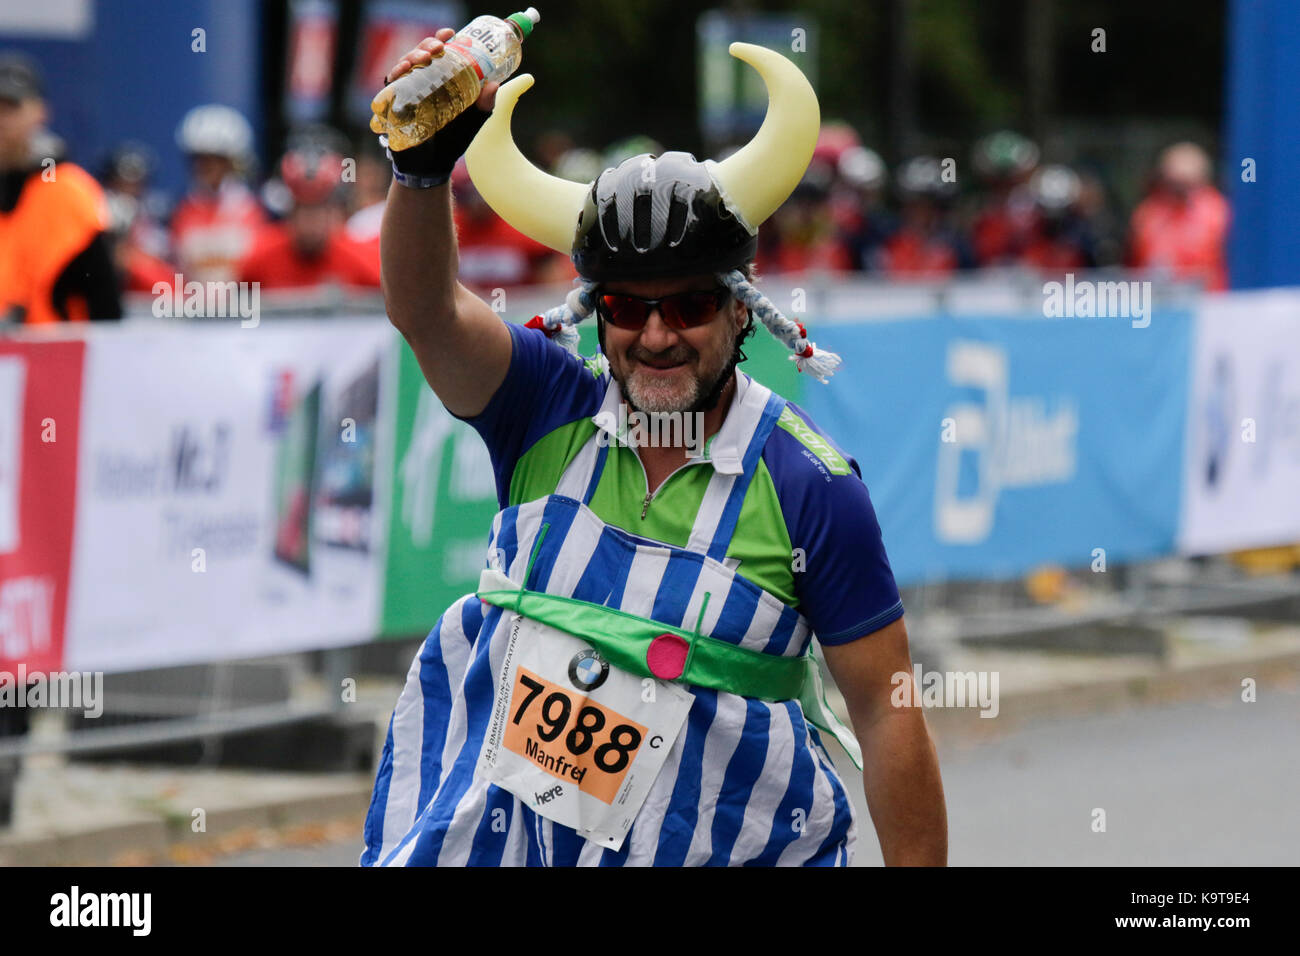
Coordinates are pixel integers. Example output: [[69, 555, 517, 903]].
[[379, 29, 512, 419]]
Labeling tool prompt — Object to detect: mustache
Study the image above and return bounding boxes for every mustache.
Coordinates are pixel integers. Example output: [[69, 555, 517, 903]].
[[629, 345, 696, 364]]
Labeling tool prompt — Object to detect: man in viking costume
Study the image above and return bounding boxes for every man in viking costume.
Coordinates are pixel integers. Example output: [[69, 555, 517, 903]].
[[363, 28, 947, 867]]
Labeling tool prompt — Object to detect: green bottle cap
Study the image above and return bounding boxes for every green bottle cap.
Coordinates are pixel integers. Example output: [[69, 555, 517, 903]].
[[507, 7, 539, 39]]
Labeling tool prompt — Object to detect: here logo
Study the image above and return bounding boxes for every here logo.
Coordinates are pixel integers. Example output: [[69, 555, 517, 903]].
[[534, 784, 563, 806]]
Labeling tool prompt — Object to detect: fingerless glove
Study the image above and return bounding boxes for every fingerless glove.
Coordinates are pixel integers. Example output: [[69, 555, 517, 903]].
[[382, 103, 492, 189]]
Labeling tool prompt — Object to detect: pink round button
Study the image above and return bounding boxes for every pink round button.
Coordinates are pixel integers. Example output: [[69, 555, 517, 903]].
[[646, 633, 690, 680]]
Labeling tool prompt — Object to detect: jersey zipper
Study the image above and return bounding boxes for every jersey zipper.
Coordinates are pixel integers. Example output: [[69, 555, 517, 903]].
[[633, 452, 707, 520]]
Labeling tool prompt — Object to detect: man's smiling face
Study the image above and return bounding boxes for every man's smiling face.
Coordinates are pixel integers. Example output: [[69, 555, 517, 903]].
[[599, 273, 748, 415]]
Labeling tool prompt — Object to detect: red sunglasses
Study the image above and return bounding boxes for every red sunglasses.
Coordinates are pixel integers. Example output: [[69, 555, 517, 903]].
[[595, 286, 731, 331]]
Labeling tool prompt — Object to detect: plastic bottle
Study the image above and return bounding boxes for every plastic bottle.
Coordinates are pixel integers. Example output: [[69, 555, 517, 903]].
[[370, 8, 540, 151]]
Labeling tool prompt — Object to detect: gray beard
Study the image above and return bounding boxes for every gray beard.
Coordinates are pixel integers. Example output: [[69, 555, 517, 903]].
[[616, 347, 738, 416], [606, 313, 743, 416]]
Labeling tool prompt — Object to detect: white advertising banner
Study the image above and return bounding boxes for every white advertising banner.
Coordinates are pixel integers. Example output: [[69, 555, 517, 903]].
[[0, 356, 24, 554], [1179, 289, 1300, 555], [64, 320, 394, 672]]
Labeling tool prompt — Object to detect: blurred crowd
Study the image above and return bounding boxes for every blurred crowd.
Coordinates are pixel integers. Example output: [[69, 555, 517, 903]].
[[0, 50, 1231, 326], [94, 103, 573, 303], [746, 125, 1229, 289]]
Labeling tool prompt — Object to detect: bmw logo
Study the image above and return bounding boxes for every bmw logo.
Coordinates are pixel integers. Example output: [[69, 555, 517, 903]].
[[568, 650, 609, 691]]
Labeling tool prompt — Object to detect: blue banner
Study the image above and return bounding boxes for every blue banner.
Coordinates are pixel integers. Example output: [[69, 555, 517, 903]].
[[800, 308, 1193, 585], [1227, 0, 1300, 288], [0, 0, 263, 199]]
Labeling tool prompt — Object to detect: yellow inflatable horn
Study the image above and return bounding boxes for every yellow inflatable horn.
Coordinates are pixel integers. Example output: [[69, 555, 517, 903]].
[[464, 42, 820, 255]]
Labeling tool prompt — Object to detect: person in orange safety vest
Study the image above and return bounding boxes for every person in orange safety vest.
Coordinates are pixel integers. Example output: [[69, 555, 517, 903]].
[[0, 52, 121, 324]]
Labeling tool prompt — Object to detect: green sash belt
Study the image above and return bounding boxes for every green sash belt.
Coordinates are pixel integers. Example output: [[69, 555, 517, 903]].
[[477, 570, 805, 702], [476, 568, 864, 769]]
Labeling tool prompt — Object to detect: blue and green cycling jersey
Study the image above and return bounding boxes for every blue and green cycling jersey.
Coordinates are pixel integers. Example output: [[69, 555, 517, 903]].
[[454, 321, 903, 644]]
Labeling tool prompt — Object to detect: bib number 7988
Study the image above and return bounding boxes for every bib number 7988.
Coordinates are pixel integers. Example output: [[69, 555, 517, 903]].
[[512, 674, 642, 774], [478, 612, 693, 850], [503, 667, 645, 801]]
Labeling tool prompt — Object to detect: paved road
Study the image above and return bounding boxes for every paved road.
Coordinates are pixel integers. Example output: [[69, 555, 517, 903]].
[[211, 683, 1300, 866], [844, 681, 1300, 866], [212, 842, 362, 866]]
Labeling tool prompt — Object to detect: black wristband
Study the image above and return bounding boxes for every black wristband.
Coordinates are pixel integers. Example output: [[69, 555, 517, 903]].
[[383, 104, 492, 188]]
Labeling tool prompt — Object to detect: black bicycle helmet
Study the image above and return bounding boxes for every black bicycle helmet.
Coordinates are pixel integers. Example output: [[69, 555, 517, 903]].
[[571, 151, 757, 282]]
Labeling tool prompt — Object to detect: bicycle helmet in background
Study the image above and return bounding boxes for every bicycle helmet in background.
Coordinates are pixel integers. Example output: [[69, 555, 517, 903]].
[[838, 145, 887, 192], [972, 130, 1040, 182], [601, 135, 665, 173], [1029, 164, 1082, 214], [552, 147, 604, 185], [279, 146, 345, 206], [176, 104, 253, 160], [103, 141, 156, 186], [896, 155, 959, 203]]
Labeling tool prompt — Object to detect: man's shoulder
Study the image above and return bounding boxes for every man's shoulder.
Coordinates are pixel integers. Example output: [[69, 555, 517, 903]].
[[760, 397, 859, 488], [478, 321, 607, 441], [507, 321, 608, 391], [748, 389, 901, 643], [459, 322, 608, 509]]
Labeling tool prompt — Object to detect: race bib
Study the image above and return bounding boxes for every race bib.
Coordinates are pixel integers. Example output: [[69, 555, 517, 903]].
[[477, 611, 693, 851]]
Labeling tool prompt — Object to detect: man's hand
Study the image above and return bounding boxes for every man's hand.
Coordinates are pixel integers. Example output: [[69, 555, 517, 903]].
[[384, 29, 499, 113], [381, 31, 501, 182], [821, 616, 948, 866]]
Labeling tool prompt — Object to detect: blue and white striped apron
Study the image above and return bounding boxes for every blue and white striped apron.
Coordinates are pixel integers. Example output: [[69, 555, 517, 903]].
[[362, 378, 857, 866]]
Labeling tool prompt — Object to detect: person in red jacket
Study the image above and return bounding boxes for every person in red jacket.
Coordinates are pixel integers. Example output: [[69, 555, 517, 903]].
[[876, 156, 973, 277], [344, 135, 390, 271], [969, 131, 1040, 267], [756, 159, 854, 275], [1128, 142, 1229, 291], [1018, 165, 1098, 272], [171, 104, 266, 284], [100, 141, 179, 294], [450, 157, 573, 290], [239, 141, 381, 291]]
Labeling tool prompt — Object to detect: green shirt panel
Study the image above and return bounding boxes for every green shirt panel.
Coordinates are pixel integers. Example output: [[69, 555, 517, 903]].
[[509, 419, 797, 606]]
